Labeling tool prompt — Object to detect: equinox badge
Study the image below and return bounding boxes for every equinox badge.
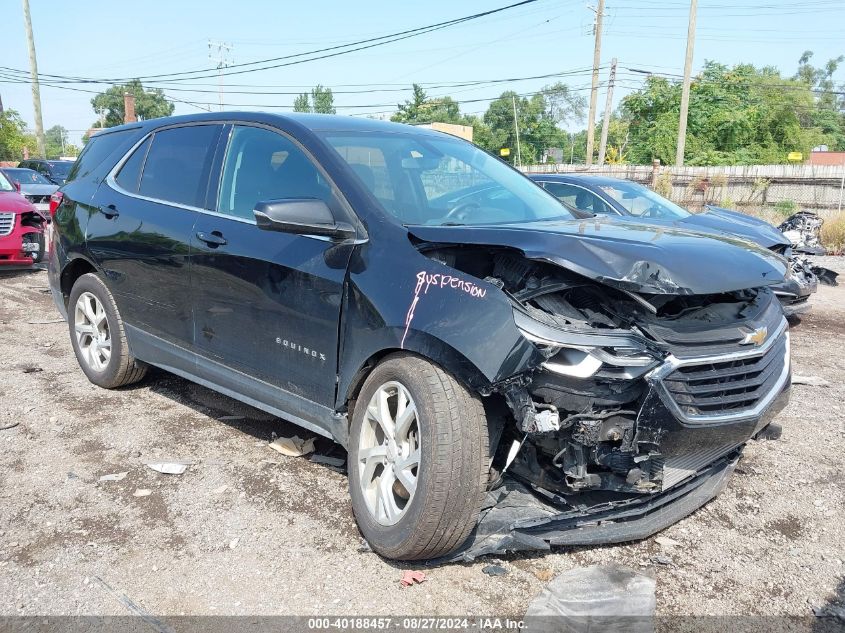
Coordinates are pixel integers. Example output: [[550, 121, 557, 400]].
[[741, 326, 768, 347]]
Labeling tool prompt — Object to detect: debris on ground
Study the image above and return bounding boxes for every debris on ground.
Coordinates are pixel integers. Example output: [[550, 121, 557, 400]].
[[146, 462, 189, 475], [26, 319, 65, 325], [792, 375, 831, 387], [654, 536, 681, 548], [268, 435, 315, 457], [133, 489, 152, 497], [533, 569, 555, 582], [650, 554, 674, 566], [99, 472, 129, 482], [212, 485, 227, 495], [310, 453, 347, 470], [482, 564, 508, 576], [0, 422, 21, 431], [523, 564, 655, 633], [21, 365, 42, 374], [229, 537, 240, 550], [399, 570, 426, 587]]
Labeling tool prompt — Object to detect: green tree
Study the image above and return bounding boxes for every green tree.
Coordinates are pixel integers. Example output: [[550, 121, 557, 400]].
[[620, 61, 832, 165], [391, 84, 466, 125], [90, 79, 174, 128], [795, 51, 845, 150], [293, 85, 336, 114], [0, 110, 30, 161], [478, 84, 585, 164]]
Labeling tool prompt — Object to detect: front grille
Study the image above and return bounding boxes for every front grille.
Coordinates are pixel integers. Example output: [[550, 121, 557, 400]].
[[26, 194, 50, 205], [0, 212, 15, 236], [661, 331, 788, 417]]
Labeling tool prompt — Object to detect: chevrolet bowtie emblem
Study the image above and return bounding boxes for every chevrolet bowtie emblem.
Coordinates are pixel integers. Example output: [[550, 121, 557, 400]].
[[741, 326, 768, 346]]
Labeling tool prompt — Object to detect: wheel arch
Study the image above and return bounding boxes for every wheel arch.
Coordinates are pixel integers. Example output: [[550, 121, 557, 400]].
[[339, 334, 493, 415], [60, 255, 99, 307]]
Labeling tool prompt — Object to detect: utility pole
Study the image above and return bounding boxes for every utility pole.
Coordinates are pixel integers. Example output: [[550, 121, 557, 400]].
[[597, 57, 617, 166], [21, 0, 46, 158], [208, 40, 233, 111], [675, 0, 698, 167], [511, 94, 522, 168], [585, 0, 605, 166]]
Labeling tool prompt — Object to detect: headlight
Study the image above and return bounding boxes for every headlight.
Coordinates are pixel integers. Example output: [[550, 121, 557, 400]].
[[514, 309, 661, 380]]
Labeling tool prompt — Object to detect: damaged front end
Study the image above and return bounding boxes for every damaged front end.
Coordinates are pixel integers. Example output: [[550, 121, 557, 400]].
[[419, 244, 791, 561]]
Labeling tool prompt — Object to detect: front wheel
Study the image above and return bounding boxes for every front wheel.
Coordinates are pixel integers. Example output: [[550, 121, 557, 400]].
[[348, 353, 489, 560]]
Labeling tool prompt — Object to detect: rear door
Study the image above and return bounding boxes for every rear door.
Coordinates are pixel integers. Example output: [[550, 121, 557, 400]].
[[190, 123, 354, 407], [88, 123, 223, 348]]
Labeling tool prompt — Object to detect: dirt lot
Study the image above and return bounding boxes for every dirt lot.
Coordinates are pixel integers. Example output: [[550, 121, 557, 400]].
[[1, 261, 844, 620]]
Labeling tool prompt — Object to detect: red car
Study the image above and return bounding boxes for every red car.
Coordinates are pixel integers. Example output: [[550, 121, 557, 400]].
[[0, 169, 47, 266]]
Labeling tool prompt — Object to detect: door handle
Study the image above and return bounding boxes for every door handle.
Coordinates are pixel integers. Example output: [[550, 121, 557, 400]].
[[98, 204, 119, 218], [196, 230, 227, 247]]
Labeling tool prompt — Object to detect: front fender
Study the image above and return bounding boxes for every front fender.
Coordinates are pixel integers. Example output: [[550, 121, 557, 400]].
[[336, 235, 542, 409]]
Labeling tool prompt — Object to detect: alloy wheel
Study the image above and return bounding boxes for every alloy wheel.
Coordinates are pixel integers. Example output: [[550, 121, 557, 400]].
[[74, 292, 111, 372], [358, 381, 421, 526]]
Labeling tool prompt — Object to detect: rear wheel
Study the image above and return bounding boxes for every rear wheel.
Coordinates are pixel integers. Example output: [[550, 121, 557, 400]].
[[348, 353, 488, 560], [68, 273, 147, 388]]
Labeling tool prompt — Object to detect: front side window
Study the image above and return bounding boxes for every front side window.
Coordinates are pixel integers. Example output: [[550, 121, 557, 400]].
[[322, 132, 571, 226], [139, 125, 221, 208], [217, 125, 332, 221], [599, 181, 690, 219], [543, 182, 615, 215]]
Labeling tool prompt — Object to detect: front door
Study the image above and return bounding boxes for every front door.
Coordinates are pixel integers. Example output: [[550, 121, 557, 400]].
[[191, 123, 354, 407]]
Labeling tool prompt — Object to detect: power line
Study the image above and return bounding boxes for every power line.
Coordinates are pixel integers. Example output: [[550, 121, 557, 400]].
[[0, 0, 545, 85]]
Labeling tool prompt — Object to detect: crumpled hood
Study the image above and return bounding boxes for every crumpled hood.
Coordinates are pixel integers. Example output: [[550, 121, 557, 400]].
[[685, 206, 791, 249], [0, 191, 37, 214], [408, 216, 787, 295]]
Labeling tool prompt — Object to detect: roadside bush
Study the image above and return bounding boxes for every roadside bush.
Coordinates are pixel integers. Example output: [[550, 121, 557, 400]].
[[820, 214, 845, 255], [774, 200, 798, 217]]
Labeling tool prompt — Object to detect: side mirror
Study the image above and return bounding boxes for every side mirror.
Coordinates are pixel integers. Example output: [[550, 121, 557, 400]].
[[253, 198, 355, 240]]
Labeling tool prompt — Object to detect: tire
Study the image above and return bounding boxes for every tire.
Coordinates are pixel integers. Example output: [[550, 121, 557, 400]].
[[348, 353, 488, 560], [67, 272, 147, 388]]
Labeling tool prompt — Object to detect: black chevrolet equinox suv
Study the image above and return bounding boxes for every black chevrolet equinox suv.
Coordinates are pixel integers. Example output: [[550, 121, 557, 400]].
[[49, 113, 791, 561]]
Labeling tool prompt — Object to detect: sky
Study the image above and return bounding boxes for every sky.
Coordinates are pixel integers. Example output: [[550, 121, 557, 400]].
[[1, 0, 843, 146]]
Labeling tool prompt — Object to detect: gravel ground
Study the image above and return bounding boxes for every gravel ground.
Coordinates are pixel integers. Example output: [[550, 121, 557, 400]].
[[1, 261, 843, 620]]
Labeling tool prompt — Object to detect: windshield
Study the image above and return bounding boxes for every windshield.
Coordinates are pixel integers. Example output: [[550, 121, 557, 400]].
[[5, 168, 51, 185], [321, 131, 572, 226], [0, 171, 14, 192], [599, 181, 690, 219], [48, 161, 73, 177]]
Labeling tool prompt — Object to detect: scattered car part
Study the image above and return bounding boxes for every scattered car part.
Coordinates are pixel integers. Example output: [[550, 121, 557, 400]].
[[146, 462, 189, 475], [523, 563, 655, 633], [778, 210, 826, 255]]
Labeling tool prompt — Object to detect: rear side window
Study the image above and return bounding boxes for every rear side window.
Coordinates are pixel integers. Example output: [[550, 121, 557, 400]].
[[139, 125, 221, 208], [68, 129, 139, 182], [115, 137, 151, 193]]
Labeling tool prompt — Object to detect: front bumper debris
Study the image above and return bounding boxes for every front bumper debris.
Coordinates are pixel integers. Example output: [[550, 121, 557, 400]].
[[439, 450, 740, 563]]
